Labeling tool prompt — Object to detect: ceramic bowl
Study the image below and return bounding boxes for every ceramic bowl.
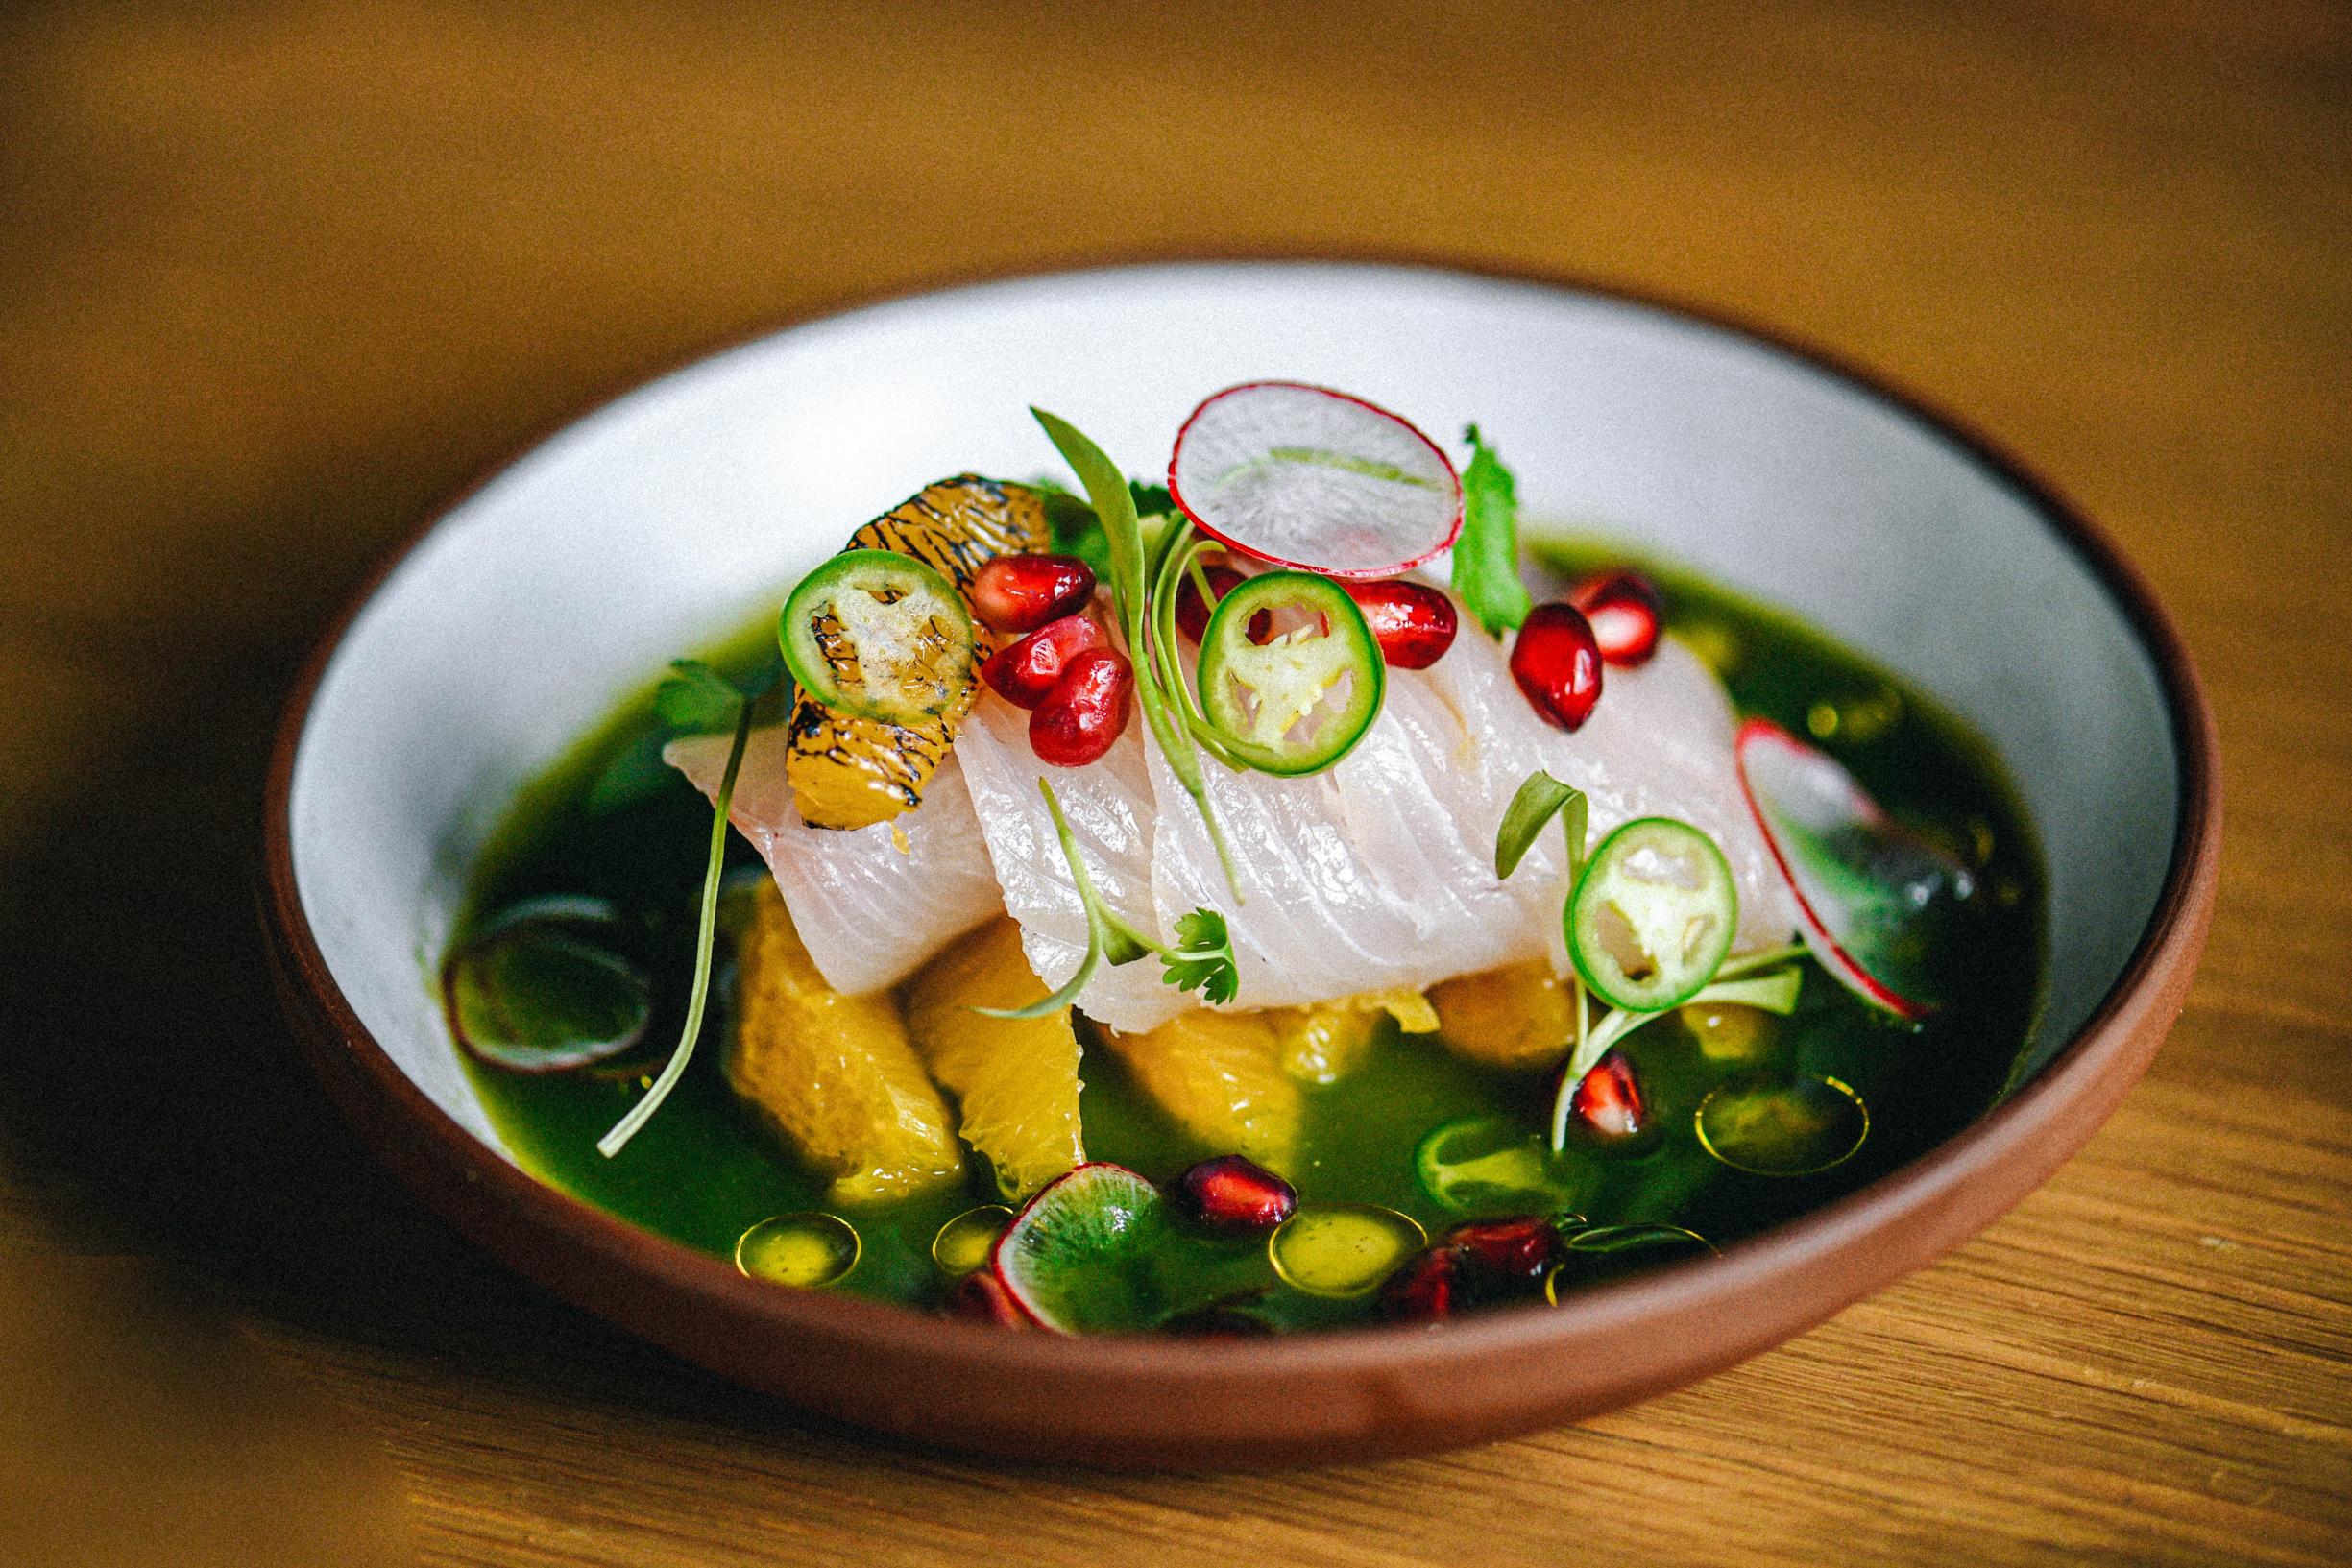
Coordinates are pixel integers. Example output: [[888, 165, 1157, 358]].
[[262, 259, 2219, 1465]]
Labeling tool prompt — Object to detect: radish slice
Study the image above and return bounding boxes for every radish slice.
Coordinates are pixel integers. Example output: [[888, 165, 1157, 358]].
[[990, 1163, 1169, 1333], [1168, 382, 1462, 578], [1734, 718, 1972, 1020]]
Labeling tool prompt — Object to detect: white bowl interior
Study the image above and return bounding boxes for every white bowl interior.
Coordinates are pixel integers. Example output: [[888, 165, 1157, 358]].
[[287, 262, 2178, 1156]]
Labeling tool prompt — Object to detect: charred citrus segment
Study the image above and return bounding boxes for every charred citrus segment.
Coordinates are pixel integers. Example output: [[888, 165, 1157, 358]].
[[736, 1212, 860, 1288], [721, 881, 965, 1206], [1428, 960, 1573, 1070], [991, 1163, 1171, 1333], [1269, 1204, 1425, 1298], [785, 476, 1049, 830], [1102, 1008, 1301, 1172], [899, 917, 1084, 1199], [1268, 988, 1434, 1085]]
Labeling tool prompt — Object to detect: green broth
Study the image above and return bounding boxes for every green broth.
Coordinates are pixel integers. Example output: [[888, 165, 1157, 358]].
[[449, 541, 2046, 1331]]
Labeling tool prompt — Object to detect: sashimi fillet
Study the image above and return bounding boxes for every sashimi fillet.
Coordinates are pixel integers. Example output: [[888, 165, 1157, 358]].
[[951, 694, 1176, 1028], [1144, 616, 1796, 1019], [667, 727, 1000, 995]]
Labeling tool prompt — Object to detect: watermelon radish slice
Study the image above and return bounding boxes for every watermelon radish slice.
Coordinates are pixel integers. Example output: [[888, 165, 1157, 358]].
[[1167, 382, 1462, 578], [990, 1163, 1172, 1334], [1734, 718, 1973, 1021]]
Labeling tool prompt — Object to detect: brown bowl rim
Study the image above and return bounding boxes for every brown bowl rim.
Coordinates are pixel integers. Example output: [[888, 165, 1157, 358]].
[[258, 251, 2221, 1453]]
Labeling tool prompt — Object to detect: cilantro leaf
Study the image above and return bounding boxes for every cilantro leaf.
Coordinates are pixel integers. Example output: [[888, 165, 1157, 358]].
[[1453, 424, 1534, 638], [1161, 907, 1238, 1006]]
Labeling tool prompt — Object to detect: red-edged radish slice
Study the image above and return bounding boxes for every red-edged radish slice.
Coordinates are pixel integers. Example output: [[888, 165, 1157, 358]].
[[1734, 718, 1972, 1021], [989, 1162, 1168, 1333], [1168, 382, 1463, 578]]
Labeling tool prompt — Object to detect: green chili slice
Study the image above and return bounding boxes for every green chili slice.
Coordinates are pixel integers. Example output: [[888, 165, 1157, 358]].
[[1195, 570, 1384, 776], [1566, 817, 1738, 1012], [778, 548, 975, 726]]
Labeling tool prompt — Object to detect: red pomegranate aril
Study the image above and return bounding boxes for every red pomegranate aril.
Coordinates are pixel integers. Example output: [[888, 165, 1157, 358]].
[[1566, 1049, 1650, 1147], [969, 552, 1096, 634], [1173, 1154, 1297, 1235], [1510, 602, 1605, 730], [1444, 1217, 1561, 1288], [1344, 578, 1459, 669], [945, 1267, 1027, 1327], [1174, 565, 1273, 644], [1030, 648, 1133, 767], [982, 613, 1106, 709], [1379, 1245, 1467, 1321], [1569, 569, 1664, 666]]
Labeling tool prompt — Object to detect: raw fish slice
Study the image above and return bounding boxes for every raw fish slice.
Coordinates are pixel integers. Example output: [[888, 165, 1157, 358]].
[[951, 694, 1176, 1029], [1425, 629, 1797, 957], [667, 727, 1000, 996]]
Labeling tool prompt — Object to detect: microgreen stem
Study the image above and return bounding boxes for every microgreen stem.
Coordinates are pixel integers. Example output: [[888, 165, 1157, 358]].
[[1549, 966, 1806, 1151], [597, 691, 753, 1159]]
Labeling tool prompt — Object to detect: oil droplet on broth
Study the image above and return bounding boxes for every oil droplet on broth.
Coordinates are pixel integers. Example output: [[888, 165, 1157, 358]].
[[1269, 1204, 1426, 1298], [1695, 1074, 1870, 1176], [932, 1205, 1013, 1278], [736, 1212, 861, 1288], [1806, 687, 1903, 744]]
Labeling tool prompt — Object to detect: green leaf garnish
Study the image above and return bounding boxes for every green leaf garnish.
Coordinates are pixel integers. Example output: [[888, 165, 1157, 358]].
[[597, 687, 756, 1158], [1453, 424, 1534, 639], [1128, 480, 1176, 518], [654, 658, 782, 736], [977, 779, 1238, 1019], [1495, 769, 1588, 880], [1032, 407, 1243, 899], [1162, 907, 1239, 1006]]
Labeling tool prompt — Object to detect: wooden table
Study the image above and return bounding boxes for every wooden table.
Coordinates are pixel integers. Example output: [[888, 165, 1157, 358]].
[[2, 3, 2345, 1563]]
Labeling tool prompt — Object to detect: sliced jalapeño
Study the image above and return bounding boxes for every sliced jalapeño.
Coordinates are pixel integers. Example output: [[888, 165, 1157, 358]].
[[1195, 569, 1384, 776], [778, 547, 976, 727]]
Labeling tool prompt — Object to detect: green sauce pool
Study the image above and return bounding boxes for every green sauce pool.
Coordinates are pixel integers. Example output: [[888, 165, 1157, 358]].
[[447, 541, 2046, 1332]]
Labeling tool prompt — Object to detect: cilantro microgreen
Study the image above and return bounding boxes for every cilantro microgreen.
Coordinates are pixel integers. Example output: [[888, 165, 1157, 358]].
[[597, 662, 770, 1159], [1453, 424, 1534, 639], [1547, 964, 1805, 1151], [1495, 768, 1588, 881], [1032, 407, 1242, 898], [977, 779, 1238, 1020]]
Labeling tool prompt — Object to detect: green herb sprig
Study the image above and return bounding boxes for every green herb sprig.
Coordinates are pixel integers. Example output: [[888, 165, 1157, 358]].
[[1496, 768, 1811, 1153], [977, 778, 1238, 1020], [597, 659, 776, 1159], [1032, 408, 1244, 899], [1454, 425, 1534, 639]]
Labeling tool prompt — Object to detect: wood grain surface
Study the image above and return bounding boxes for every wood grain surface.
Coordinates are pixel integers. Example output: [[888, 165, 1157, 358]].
[[2, 2, 2346, 1563]]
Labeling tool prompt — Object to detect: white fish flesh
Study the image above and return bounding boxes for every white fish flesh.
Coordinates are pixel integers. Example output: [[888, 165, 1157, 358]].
[[666, 727, 1001, 995]]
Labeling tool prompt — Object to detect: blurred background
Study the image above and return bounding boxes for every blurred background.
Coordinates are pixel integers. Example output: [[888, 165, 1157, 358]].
[[1, 3, 2344, 1565]]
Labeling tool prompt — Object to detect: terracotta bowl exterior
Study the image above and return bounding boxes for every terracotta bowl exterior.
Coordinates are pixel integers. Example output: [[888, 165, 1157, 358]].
[[260, 259, 2219, 1466]]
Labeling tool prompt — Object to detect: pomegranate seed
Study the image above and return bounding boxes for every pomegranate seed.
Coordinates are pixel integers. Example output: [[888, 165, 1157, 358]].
[[1510, 602, 1604, 730], [1030, 648, 1134, 767], [1173, 1154, 1297, 1235], [1174, 565, 1273, 644], [1566, 1049, 1650, 1148], [982, 613, 1106, 709], [945, 1268, 1027, 1326], [1379, 1245, 1467, 1321], [1569, 569, 1664, 666], [969, 553, 1096, 634], [1444, 1217, 1560, 1289], [1344, 578, 1459, 669]]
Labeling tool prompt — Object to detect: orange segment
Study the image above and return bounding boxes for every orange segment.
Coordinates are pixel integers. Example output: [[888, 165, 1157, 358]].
[[1269, 988, 1436, 1085], [1428, 960, 1574, 1071], [722, 882, 965, 1205], [899, 918, 1085, 1199], [1103, 1010, 1301, 1173]]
